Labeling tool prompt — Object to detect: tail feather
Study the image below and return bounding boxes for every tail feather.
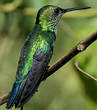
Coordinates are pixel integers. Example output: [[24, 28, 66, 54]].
[[6, 83, 20, 109], [16, 78, 41, 107]]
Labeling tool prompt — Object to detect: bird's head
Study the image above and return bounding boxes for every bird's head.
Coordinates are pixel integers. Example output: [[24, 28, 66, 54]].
[[36, 5, 91, 32]]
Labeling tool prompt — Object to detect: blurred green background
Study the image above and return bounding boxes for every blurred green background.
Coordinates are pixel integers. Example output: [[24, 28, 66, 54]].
[[0, 0, 97, 110]]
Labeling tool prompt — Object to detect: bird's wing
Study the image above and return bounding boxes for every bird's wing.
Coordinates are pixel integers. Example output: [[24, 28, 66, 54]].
[[15, 49, 52, 107], [6, 42, 52, 109]]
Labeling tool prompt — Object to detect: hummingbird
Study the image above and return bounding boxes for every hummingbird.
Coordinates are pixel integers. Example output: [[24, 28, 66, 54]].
[[6, 5, 91, 109]]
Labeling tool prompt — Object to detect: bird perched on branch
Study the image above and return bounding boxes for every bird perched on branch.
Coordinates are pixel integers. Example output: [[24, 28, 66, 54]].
[[6, 5, 91, 110]]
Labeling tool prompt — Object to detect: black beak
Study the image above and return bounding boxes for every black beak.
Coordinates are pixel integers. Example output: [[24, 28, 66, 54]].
[[63, 7, 91, 13]]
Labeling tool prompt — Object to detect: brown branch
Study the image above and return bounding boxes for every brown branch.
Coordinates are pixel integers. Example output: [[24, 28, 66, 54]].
[[74, 61, 97, 81], [0, 31, 97, 105], [0, 93, 10, 105], [43, 31, 97, 80]]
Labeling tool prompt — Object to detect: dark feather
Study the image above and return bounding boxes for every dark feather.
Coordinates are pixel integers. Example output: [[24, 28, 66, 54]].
[[15, 49, 52, 108]]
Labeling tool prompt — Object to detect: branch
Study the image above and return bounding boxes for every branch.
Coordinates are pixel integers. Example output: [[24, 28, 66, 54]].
[[0, 31, 97, 105], [0, 93, 10, 105], [43, 31, 97, 80], [74, 61, 97, 81]]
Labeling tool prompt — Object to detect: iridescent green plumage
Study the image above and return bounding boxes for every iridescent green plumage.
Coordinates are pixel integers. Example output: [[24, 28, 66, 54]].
[[16, 25, 55, 82], [6, 5, 91, 109]]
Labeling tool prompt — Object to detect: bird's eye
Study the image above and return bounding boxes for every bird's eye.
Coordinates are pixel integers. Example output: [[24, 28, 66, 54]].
[[54, 8, 60, 14]]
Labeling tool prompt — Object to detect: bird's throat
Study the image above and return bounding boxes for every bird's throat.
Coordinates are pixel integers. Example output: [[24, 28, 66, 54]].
[[39, 20, 57, 33]]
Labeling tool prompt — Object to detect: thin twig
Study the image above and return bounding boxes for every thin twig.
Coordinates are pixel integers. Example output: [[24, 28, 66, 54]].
[[74, 61, 97, 82], [0, 31, 97, 105]]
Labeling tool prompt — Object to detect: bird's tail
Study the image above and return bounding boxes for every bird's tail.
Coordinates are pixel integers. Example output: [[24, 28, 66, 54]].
[[6, 83, 20, 109]]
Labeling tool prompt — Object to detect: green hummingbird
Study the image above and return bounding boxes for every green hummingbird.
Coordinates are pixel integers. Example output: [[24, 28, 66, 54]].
[[6, 5, 90, 109]]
